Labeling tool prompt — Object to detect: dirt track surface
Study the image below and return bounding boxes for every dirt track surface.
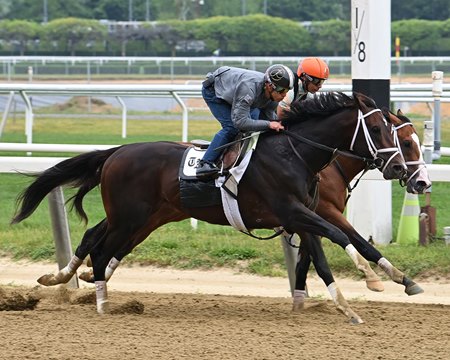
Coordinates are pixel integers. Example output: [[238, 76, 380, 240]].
[[1, 260, 450, 359], [1, 286, 449, 360]]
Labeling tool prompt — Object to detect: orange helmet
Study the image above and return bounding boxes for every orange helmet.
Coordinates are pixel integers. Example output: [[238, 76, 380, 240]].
[[297, 57, 329, 80]]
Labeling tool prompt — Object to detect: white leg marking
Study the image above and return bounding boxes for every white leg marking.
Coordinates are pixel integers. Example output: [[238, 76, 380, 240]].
[[377, 257, 404, 283], [292, 289, 307, 311], [95, 280, 109, 314], [105, 257, 121, 281]]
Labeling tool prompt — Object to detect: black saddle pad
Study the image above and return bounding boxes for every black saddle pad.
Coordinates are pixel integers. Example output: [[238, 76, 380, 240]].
[[179, 178, 222, 208]]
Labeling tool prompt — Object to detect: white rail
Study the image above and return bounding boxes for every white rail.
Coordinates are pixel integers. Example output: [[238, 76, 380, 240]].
[[0, 82, 449, 145], [0, 84, 201, 143]]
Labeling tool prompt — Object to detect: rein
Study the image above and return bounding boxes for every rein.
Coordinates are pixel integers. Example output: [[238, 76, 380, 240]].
[[240, 228, 285, 241], [282, 128, 377, 167], [333, 160, 371, 206], [283, 108, 401, 172]]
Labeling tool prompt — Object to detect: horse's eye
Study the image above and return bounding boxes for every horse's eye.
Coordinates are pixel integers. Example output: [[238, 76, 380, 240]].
[[371, 126, 381, 134], [403, 140, 412, 148]]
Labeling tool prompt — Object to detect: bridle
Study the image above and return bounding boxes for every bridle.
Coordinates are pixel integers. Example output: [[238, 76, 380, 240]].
[[349, 109, 402, 173], [334, 118, 424, 204], [283, 107, 404, 177], [391, 122, 426, 187]]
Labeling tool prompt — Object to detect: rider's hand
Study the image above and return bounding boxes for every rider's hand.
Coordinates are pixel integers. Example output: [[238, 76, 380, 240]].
[[269, 121, 284, 132]]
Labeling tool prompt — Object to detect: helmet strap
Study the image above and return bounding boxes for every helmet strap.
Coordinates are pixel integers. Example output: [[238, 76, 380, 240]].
[[300, 74, 308, 93], [293, 73, 299, 101]]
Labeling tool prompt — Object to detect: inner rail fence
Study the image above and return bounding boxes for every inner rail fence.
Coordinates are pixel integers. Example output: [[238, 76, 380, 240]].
[[0, 79, 449, 155]]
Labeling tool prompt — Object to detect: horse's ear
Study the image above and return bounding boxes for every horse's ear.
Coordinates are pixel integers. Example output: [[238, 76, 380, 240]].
[[397, 109, 404, 116]]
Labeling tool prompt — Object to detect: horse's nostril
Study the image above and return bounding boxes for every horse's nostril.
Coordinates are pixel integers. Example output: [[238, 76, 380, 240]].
[[416, 181, 430, 190]]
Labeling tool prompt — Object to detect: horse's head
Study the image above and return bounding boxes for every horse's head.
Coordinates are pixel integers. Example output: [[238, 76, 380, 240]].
[[282, 92, 407, 180], [350, 92, 407, 180], [382, 108, 432, 194]]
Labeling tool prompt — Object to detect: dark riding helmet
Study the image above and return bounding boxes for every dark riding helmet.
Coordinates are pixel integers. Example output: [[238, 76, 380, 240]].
[[265, 64, 295, 92]]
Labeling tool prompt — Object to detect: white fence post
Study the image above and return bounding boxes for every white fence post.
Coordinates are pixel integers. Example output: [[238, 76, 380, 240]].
[[48, 186, 78, 288], [346, 179, 392, 245]]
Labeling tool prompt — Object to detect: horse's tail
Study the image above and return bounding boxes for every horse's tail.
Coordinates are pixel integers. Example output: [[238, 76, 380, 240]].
[[11, 146, 122, 225]]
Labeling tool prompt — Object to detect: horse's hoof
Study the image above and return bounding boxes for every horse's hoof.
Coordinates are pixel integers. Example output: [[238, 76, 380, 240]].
[[79, 271, 95, 283], [350, 316, 365, 325], [366, 279, 384, 292], [292, 302, 305, 312], [97, 300, 109, 315], [37, 274, 58, 286], [403, 277, 424, 296], [405, 283, 424, 296]]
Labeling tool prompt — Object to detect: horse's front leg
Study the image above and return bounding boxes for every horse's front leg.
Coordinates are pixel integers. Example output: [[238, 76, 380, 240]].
[[322, 209, 422, 295], [285, 204, 364, 274], [295, 231, 363, 324], [377, 258, 424, 295]]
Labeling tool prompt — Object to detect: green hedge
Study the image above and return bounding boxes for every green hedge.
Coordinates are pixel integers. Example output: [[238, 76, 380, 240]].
[[0, 16, 449, 57]]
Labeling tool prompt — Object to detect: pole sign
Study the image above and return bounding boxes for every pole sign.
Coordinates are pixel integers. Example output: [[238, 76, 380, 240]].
[[351, 0, 391, 108]]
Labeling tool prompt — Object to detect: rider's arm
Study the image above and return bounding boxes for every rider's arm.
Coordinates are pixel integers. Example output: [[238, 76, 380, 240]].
[[277, 89, 295, 119], [231, 84, 271, 132]]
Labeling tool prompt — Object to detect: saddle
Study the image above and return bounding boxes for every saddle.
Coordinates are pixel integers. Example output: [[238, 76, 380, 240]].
[[179, 133, 252, 181], [179, 133, 254, 208]]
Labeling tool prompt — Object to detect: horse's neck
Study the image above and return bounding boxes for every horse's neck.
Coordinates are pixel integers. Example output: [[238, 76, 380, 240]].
[[288, 116, 357, 174], [333, 156, 366, 181]]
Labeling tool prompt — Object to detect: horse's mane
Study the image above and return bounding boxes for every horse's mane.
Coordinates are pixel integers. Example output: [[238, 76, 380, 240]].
[[281, 91, 377, 125]]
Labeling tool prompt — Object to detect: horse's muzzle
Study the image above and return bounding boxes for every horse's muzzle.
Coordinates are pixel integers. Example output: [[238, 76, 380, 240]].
[[406, 180, 431, 194], [383, 163, 408, 180]]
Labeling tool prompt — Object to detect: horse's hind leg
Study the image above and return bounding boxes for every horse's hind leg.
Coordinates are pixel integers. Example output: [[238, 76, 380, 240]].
[[89, 219, 156, 314], [37, 219, 107, 286]]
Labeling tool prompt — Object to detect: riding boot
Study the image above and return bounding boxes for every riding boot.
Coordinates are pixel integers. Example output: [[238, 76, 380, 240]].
[[196, 160, 219, 179]]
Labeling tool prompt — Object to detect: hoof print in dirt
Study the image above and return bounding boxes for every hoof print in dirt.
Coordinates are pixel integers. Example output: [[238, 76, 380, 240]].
[[110, 300, 145, 315]]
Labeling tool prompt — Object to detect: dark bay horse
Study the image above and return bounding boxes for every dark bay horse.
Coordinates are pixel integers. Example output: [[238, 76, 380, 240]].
[[12, 92, 407, 317], [291, 110, 431, 320]]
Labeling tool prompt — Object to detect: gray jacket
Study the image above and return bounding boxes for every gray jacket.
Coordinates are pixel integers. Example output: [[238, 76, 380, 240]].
[[206, 66, 278, 131]]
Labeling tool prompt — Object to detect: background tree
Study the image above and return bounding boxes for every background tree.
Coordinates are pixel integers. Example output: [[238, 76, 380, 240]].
[[441, 19, 450, 56], [266, 0, 349, 21], [133, 22, 160, 54], [157, 20, 207, 56], [225, 15, 312, 56], [6, 0, 92, 22], [194, 16, 232, 54], [392, 0, 449, 21], [43, 18, 106, 56], [310, 19, 350, 56], [392, 20, 442, 56], [0, 20, 40, 55]]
